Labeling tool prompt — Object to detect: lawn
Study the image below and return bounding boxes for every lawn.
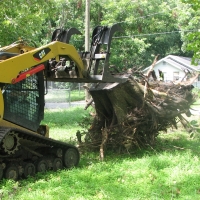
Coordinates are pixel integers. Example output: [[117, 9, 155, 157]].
[[45, 89, 85, 103], [0, 107, 200, 200]]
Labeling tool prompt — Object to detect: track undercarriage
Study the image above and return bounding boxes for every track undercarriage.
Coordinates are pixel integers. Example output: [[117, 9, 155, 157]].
[[0, 127, 79, 180]]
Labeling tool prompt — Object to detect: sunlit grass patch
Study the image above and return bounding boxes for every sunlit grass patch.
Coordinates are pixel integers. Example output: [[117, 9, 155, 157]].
[[42, 106, 92, 141], [45, 89, 85, 103]]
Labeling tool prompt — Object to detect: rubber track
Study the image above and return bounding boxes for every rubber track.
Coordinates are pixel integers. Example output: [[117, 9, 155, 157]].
[[0, 127, 79, 155]]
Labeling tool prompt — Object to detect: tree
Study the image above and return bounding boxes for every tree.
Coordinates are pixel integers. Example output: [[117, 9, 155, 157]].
[[0, 0, 55, 46], [180, 0, 200, 65], [97, 0, 187, 69], [1, 0, 199, 68]]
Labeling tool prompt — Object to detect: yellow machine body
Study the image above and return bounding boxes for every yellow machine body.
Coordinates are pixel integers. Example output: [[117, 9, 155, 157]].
[[0, 41, 86, 84], [0, 40, 35, 54], [0, 24, 124, 180]]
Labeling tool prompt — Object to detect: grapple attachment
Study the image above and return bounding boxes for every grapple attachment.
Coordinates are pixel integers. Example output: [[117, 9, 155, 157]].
[[51, 28, 82, 43], [80, 23, 127, 83], [47, 23, 128, 83]]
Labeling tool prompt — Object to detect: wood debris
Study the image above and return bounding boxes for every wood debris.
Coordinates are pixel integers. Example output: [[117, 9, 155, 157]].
[[77, 63, 198, 157]]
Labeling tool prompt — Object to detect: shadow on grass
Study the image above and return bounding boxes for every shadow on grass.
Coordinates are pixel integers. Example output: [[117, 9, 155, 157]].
[[155, 131, 200, 155], [75, 131, 200, 199]]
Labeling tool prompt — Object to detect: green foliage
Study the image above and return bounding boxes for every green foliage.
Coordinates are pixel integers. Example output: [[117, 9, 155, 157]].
[[192, 87, 200, 99], [0, 0, 54, 46], [187, 32, 200, 65], [180, 0, 200, 65], [99, 0, 186, 68], [182, 0, 200, 10], [1, 0, 199, 68]]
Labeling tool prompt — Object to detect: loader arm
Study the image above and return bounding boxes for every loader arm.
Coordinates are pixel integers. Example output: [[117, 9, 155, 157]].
[[0, 40, 35, 55], [0, 41, 86, 84], [0, 23, 127, 86]]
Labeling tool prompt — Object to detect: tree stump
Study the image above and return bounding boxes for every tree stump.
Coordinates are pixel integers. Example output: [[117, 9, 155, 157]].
[[79, 70, 197, 157]]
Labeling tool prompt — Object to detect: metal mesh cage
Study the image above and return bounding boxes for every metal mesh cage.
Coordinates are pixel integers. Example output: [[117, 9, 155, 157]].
[[3, 72, 44, 131]]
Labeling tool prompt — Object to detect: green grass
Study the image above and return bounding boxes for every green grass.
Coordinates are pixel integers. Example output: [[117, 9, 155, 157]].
[[192, 98, 200, 106], [42, 106, 91, 141], [45, 89, 85, 103], [1, 108, 200, 200], [192, 88, 200, 105], [69, 90, 85, 102]]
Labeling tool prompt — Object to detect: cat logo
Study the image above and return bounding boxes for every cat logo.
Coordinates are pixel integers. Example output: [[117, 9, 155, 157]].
[[33, 47, 51, 62], [39, 50, 46, 59]]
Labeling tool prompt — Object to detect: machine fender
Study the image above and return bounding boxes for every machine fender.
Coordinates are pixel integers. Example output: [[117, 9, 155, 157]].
[[0, 89, 4, 121]]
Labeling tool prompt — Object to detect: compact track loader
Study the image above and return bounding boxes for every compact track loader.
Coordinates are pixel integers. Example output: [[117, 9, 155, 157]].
[[0, 24, 127, 180]]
